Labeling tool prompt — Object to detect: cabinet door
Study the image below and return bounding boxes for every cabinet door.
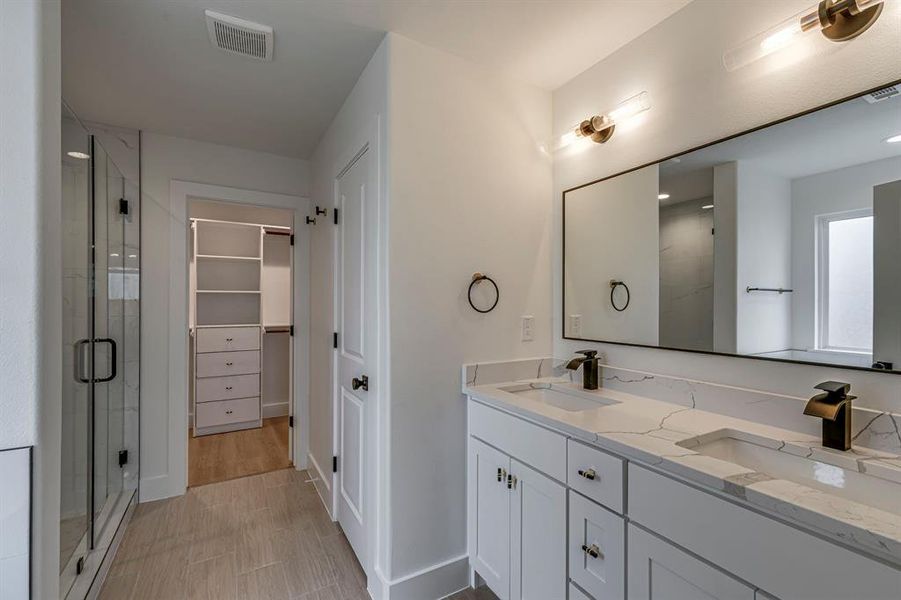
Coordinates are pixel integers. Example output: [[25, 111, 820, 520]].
[[569, 491, 624, 599], [468, 438, 511, 599], [628, 525, 754, 600], [510, 459, 566, 600]]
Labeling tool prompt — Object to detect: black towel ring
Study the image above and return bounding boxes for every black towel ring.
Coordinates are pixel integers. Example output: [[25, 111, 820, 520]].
[[610, 280, 630, 312], [468, 272, 499, 314]]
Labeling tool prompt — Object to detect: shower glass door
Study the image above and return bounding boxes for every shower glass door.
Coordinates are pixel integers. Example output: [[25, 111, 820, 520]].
[[60, 105, 140, 598]]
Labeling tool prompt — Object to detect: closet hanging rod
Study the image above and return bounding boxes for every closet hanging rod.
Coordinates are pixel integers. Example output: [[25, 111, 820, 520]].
[[190, 217, 292, 230], [746, 286, 793, 294]]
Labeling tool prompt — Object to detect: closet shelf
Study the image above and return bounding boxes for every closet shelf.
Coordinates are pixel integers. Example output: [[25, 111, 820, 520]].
[[195, 254, 262, 262]]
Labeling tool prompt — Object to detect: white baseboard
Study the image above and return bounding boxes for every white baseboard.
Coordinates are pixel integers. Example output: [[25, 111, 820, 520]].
[[262, 401, 288, 418], [375, 554, 470, 600], [138, 473, 184, 503], [307, 452, 333, 517]]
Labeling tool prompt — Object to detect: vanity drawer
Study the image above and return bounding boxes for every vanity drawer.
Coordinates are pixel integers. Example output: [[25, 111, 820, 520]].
[[196, 326, 260, 353], [195, 397, 259, 428], [196, 350, 260, 378], [196, 374, 260, 403], [469, 400, 567, 482], [569, 490, 625, 600], [568, 439, 624, 514]]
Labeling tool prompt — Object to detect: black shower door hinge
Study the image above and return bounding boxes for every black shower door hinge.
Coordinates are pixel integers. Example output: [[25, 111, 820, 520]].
[[118, 198, 129, 215], [333, 208, 339, 225], [332, 456, 338, 473], [118, 449, 128, 468], [290, 234, 295, 246], [289, 416, 294, 428], [333, 332, 338, 349], [289, 325, 294, 336]]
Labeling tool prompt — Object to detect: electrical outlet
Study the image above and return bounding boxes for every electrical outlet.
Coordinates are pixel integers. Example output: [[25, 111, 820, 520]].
[[521, 315, 535, 342], [570, 314, 582, 337]]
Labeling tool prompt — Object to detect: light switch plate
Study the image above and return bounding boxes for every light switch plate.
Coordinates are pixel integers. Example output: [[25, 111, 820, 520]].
[[521, 315, 535, 342], [570, 314, 582, 337]]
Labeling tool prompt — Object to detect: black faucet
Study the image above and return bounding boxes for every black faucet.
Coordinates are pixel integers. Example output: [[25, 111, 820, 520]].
[[566, 350, 599, 390], [803, 381, 855, 451]]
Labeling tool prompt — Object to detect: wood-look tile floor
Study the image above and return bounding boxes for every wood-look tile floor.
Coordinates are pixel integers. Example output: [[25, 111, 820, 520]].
[[100, 468, 367, 600], [100, 466, 498, 600], [189, 417, 291, 487]]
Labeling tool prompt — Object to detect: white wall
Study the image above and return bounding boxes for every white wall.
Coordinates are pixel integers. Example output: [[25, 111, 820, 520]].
[[387, 33, 553, 589], [553, 0, 901, 413], [874, 180, 901, 368], [736, 162, 792, 355], [140, 133, 309, 500], [565, 165, 659, 344], [791, 156, 901, 353], [1, 1, 62, 597]]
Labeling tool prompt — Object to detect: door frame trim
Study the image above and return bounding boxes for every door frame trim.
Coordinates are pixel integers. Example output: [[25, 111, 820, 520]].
[[163, 180, 310, 499]]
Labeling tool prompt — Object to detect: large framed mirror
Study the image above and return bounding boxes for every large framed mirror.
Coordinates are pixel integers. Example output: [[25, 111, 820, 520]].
[[563, 80, 901, 373]]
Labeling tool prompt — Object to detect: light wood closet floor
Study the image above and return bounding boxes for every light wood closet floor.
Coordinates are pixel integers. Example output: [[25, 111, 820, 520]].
[[189, 416, 291, 487]]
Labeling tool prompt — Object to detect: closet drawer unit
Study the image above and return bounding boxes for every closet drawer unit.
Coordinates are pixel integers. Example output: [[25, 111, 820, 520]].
[[196, 326, 260, 353], [196, 350, 260, 378], [196, 374, 260, 403], [195, 397, 260, 429], [567, 439, 625, 514]]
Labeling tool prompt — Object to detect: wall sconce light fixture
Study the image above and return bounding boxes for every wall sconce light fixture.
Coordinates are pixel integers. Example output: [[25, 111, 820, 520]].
[[552, 91, 651, 151], [723, 0, 885, 71]]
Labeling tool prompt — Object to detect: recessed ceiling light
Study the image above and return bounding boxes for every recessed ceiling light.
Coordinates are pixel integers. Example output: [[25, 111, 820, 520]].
[[658, 193, 670, 200], [886, 133, 901, 144], [702, 204, 714, 210], [110, 253, 119, 257], [128, 254, 137, 259], [67, 151, 90, 159]]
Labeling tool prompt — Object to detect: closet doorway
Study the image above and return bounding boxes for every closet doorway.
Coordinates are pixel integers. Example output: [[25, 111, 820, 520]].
[[187, 199, 296, 487]]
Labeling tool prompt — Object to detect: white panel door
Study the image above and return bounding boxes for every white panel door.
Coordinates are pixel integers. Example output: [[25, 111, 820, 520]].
[[628, 525, 754, 600], [510, 459, 567, 600], [468, 438, 512, 600], [335, 145, 377, 570]]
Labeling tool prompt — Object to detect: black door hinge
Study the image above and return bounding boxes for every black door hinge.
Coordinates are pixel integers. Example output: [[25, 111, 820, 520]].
[[306, 216, 316, 225], [332, 456, 338, 473], [118, 198, 129, 215], [333, 208, 339, 225], [290, 234, 295, 246], [76, 556, 85, 575], [289, 416, 294, 428], [118, 449, 128, 468], [333, 332, 338, 349], [289, 325, 294, 336]]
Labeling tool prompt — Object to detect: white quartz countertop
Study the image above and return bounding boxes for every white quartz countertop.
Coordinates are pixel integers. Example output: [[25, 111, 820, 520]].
[[465, 377, 901, 564]]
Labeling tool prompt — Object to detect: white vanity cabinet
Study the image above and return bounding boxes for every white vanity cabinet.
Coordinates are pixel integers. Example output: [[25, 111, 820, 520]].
[[627, 525, 753, 600], [467, 397, 900, 600], [468, 410, 568, 599]]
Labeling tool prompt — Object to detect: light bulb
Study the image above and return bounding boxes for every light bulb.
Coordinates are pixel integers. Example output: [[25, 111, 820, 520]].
[[723, 0, 886, 71], [67, 151, 90, 159], [658, 193, 670, 200], [886, 133, 901, 144], [608, 92, 651, 124]]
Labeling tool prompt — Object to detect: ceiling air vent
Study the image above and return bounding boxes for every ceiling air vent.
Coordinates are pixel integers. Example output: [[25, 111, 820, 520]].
[[863, 85, 899, 104], [205, 10, 273, 61]]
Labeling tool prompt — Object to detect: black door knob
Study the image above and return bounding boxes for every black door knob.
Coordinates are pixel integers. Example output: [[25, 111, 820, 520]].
[[352, 375, 369, 391]]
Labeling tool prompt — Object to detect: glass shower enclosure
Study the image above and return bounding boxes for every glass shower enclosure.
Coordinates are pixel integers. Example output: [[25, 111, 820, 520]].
[[60, 104, 140, 598]]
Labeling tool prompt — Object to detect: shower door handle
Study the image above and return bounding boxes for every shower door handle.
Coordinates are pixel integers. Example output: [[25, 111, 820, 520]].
[[94, 338, 117, 383], [74, 339, 91, 383]]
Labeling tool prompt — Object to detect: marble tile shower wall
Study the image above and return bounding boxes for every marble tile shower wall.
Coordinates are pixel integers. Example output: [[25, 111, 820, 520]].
[[462, 357, 901, 457]]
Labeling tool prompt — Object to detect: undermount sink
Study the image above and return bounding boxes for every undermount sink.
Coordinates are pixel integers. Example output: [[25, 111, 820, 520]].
[[499, 383, 618, 412], [678, 430, 901, 515]]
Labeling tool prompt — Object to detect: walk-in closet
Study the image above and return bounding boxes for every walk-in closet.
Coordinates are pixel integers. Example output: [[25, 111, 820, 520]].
[[187, 200, 294, 486]]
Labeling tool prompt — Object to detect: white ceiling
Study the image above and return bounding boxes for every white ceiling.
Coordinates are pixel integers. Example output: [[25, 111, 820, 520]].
[[658, 92, 901, 204], [62, 0, 690, 158]]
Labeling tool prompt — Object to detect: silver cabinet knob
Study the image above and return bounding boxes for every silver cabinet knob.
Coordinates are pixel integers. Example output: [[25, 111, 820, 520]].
[[578, 468, 598, 481], [581, 544, 602, 559]]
